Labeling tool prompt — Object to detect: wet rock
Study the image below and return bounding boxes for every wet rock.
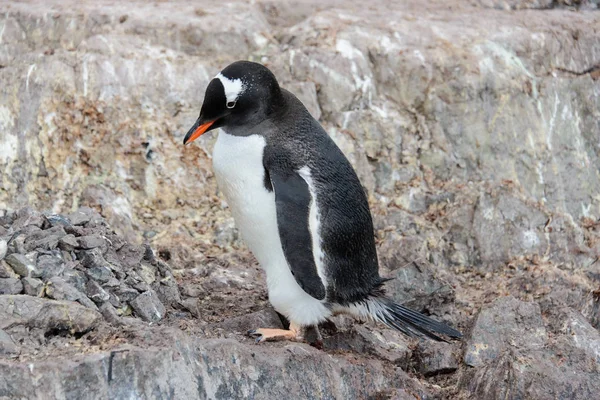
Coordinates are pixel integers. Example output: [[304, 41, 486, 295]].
[[414, 341, 458, 377], [0, 261, 18, 278], [0, 329, 18, 356], [85, 280, 110, 304], [0, 278, 23, 294], [4, 253, 38, 277], [58, 234, 79, 251], [22, 277, 44, 296], [129, 290, 166, 322], [36, 254, 65, 281], [76, 234, 105, 250], [46, 277, 97, 310]]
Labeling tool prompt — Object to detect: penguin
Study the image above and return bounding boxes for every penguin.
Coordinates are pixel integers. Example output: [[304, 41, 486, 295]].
[[183, 61, 461, 343]]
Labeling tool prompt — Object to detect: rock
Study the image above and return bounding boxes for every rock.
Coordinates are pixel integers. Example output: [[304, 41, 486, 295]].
[[0, 278, 23, 294], [137, 263, 156, 284], [414, 341, 458, 377], [58, 234, 79, 251], [22, 277, 44, 296], [179, 282, 205, 298], [85, 279, 110, 304], [79, 249, 116, 283], [61, 268, 88, 293], [211, 308, 284, 333], [464, 297, 546, 368], [117, 244, 146, 270], [0, 332, 429, 399], [180, 298, 201, 318], [0, 295, 100, 334], [45, 214, 71, 227], [86, 265, 115, 284], [0, 239, 6, 260], [67, 209, 93, 226], [36, 254, 65, 281], [129, 290, 166, 322], [0, 329, 19, 356], [46, 277, 97, 310], [23, 225, 66, 251], [11, 208, 47, 230], [0, 260, 18, 278], [76, 234, 105, 250], [322, 325, 412, 365], [4, 253, 38, 277], [113, 286, 140, 302], [459, 298, 600, 399]]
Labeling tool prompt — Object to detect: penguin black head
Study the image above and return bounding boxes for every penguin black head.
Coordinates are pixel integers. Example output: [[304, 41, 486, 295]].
[[183, 61, 284, 144]]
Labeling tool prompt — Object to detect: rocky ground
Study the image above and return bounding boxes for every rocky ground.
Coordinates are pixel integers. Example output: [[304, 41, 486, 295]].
[[1, 0, 599, 399]]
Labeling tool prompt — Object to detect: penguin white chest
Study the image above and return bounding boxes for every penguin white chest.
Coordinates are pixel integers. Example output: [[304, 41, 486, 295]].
[[212, 132, 278, 266], [212, 131, 330, 326]]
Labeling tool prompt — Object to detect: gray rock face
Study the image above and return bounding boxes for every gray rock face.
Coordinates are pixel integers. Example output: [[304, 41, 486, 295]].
[[459, 297, 600, 399], [4, 253, 38, 277], [0, 295, 101, 335], [22, 277, 44, 296], [129, 290, 166, 322], [0, 278, 23, 295], [0, 333, 428, 400]]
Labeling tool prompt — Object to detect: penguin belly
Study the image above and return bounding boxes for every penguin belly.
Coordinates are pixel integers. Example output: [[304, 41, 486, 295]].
[[212, 131, 331, 326]]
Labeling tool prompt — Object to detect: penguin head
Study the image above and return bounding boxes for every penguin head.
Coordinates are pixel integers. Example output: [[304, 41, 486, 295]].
[[183, 61, 283, 144]]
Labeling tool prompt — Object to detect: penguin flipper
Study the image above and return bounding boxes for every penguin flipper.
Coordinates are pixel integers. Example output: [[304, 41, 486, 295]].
[[269, 168, 327, 300]]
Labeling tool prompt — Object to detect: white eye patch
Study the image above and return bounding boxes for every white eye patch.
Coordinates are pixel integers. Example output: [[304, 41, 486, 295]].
[[216, 73, 245, 105]]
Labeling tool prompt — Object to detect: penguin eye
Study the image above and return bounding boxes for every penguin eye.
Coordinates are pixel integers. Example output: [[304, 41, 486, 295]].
[[226, 100, 236, 109]]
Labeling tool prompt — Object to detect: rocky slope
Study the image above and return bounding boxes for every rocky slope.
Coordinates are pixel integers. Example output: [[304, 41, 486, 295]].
[[1, 0, 599, 399]]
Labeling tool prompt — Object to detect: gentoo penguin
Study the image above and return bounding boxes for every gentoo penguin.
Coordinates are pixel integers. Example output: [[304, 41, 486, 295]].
[[183, 61, 461, 342]]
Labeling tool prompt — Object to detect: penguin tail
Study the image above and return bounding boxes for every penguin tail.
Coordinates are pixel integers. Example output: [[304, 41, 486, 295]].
[[350, 294, 462, 341]]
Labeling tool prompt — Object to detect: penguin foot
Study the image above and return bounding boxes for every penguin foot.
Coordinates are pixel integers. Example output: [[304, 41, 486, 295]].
[[247, 322, 303, 343]]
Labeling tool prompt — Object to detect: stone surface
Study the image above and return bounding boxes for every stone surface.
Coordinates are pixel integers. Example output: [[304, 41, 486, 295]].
[[0, 295, 101, 335], [21, 277, 44, 296], [0, 261, 18, 279], [46, 277, 97, 310], [0, 332, 429, 399], [129, 290, 166, 322], [414, 341, 458, 377], [459, 297, 600, 399], [0, 329, 18, 356], [0, 240, 6, 260], [0, 278, 23, 295], [36, 254, 66, 281], [76, 234, 105, 250], [4, 253, 38, 278]]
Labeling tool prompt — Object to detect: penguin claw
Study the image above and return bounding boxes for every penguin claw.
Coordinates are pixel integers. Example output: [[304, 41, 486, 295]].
[[246, 327, 298, 343]]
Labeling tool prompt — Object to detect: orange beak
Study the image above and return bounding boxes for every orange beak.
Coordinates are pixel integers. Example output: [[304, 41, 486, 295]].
[[183, 120, 215, 145]]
